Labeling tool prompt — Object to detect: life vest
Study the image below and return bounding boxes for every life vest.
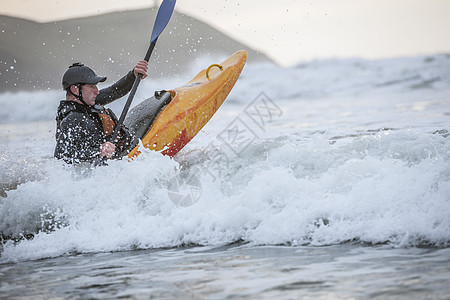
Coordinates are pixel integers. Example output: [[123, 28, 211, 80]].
[[98, 110, 116, 137], [55, 101, 134, 158], [97, 108, 133, 154]]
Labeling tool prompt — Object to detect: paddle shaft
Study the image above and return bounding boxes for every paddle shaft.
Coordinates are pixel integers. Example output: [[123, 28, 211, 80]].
[[108, 0, 176, 144], [109, 42, 155, 143]]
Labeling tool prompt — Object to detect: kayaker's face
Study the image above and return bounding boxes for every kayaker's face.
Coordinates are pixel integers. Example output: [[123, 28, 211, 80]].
[[81, 84, 99, 106]]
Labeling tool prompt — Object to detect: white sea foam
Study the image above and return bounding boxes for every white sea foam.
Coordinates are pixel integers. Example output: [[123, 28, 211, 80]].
[[1, 54, 449, 263]]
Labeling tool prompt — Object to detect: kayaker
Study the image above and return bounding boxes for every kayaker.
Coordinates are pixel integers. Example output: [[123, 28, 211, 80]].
[[54, 61, 148, 165]]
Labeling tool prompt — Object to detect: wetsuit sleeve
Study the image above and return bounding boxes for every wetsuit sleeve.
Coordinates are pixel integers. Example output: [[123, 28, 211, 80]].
[[54, 112, 103, 164], [95, 70, 136, 106]]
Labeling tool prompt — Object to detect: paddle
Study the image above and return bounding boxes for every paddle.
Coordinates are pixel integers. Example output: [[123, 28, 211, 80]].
[[109, 0, 176, 143]]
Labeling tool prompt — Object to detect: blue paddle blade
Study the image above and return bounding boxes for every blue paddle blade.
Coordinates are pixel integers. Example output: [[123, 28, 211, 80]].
[[150, 0, 176, 43]]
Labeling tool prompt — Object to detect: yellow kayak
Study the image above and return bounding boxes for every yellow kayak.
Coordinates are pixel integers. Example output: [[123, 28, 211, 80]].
[[127, 50, 247, 158]]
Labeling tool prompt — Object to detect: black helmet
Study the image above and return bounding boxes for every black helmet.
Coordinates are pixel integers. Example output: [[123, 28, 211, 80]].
[[62, 62, 107, 90]]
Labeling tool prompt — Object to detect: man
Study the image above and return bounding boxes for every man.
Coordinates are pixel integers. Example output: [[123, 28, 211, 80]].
[[54, 61, 148, 165]]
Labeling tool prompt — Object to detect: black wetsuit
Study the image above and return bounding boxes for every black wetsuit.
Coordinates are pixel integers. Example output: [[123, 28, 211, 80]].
[[54, 71, 135, 164]]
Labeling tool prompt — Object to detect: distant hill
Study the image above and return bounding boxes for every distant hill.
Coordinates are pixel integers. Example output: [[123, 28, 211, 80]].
[[0, 7, 273, 92]]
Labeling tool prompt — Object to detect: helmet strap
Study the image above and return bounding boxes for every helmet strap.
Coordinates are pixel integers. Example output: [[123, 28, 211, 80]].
[[69, 84, 88, 106]]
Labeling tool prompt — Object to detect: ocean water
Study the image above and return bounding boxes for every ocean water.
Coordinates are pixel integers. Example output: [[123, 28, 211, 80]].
[[1, 53, 450, 299]]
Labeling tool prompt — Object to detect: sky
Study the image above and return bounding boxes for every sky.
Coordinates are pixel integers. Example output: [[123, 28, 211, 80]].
[[1, 0, 450, 66]]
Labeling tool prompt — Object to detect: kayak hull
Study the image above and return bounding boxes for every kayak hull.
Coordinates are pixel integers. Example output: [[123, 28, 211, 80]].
[[127, 50, 247, 158]]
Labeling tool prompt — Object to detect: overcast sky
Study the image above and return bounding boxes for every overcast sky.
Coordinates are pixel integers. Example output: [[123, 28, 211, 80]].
[[1, 0, 450, 66]]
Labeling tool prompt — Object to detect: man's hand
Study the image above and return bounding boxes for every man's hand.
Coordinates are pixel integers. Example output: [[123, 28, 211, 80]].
[[100, 142, 116, 159], [133, 60, 149, 79]]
